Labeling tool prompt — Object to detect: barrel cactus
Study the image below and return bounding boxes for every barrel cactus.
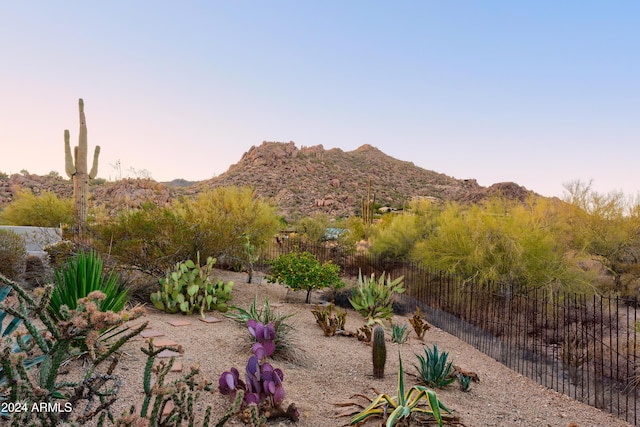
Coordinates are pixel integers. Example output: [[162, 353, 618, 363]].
[[372, 325, 386, 379]]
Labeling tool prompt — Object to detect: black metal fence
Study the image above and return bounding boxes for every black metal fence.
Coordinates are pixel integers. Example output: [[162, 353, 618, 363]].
[[259, 240, 640, 425]]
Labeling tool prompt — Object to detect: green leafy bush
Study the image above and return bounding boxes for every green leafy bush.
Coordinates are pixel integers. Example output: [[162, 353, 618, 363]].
[[47, 250, 130, 321], [151, 254, 233, 317], [414, 344, 456, 388], [267, 251, 344, 304], [349, 270, 405, 326], [0, 229, 27, 280]]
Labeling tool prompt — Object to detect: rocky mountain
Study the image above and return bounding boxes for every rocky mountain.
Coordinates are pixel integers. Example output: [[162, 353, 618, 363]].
[[0, 141, 536, 220], [197, 141, 535, 219]]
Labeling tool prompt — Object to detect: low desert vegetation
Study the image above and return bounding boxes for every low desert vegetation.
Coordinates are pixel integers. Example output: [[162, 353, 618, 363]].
[[0, 229, 27, 280], [369, 180, 640, 301], [3, 160, 640, 426], [0, 189, 73, 228]]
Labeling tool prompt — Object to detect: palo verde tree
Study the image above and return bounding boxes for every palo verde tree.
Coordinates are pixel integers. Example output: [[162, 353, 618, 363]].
[[176, 186, 280, 282], [0, 189, 73, 227], [563, 180, 640, 297], [64, 98, 100, 241], [371, 195, 590, 294]]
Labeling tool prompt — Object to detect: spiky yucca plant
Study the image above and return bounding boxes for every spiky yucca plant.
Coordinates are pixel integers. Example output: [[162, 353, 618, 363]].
[[348, 351, 452, 427], [48, 250, 129, 321]]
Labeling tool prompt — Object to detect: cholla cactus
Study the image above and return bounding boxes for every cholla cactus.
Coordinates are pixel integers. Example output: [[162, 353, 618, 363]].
[[64, 98, 100, 240]]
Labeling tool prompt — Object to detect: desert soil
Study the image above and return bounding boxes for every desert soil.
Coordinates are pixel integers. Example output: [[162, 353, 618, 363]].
[[72, 269, 633, 427]]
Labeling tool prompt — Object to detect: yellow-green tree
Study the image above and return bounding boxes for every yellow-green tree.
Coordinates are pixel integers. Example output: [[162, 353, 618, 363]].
[[295, 213, 331, 243], [368, 195, 590, 294], [176, 186, 280, 282], [563, 180, 640, 296], [0, 189, 73, 227]]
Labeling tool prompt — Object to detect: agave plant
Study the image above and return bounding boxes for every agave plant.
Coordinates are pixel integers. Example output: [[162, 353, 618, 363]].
[[414, 344, 456, 388], [391, 322, 410, 344], [349, 270, 405, 327], [458, 373, 472, 391], [348, 351, 452, 427]]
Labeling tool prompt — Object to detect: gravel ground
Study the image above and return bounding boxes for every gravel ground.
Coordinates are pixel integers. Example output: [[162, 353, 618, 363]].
[[66, 269, 633, 427]]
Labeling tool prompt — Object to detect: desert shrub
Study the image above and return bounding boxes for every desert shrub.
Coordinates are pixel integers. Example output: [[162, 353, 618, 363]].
[[0, 189, 73, 227], [47, 250, 129, 322], [349, 270, 405, 326], [44, 239, 77, 269], [0, 229, 27, 280], [370, 213, 426, 261], [92, 202, 191, 276], [294, 213, 331, 243], [267, 251, 344, 304], [151, 254, 233, 316], [411, 197, 592, 294]]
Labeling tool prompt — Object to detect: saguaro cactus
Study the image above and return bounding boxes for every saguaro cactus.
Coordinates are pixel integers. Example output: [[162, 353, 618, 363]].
[[64, 98, 100, 240], [362, 178, 375, 227]]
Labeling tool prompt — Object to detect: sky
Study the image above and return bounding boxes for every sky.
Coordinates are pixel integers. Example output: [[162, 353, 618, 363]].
[[1, 1, 638, 199]]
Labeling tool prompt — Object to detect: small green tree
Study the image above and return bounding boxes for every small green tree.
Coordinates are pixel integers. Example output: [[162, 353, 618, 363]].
[[267, 251, 344, 303], [0, 189, 73, 227]]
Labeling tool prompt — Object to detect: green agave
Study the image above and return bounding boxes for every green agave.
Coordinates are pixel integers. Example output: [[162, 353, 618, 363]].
[[350, 351, 451, 427], [414, 344, 456, 388]]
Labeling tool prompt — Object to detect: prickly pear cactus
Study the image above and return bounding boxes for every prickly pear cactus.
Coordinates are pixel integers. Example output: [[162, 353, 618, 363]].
[[150, 254, 233, 317], [64, 98, 100, 240], [372, 325, 386, 379]]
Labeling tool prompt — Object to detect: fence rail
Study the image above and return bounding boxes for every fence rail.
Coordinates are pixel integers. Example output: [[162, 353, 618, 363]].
[[259, 240, 640, 425]]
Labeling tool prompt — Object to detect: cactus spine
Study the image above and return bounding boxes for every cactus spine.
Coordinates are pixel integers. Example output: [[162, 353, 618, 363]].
[[372, 325, 386, 379], [64, 98, 100, 240]]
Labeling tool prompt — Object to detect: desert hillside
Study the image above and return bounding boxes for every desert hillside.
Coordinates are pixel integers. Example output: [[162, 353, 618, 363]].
[[0, 141, 536, 220]]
